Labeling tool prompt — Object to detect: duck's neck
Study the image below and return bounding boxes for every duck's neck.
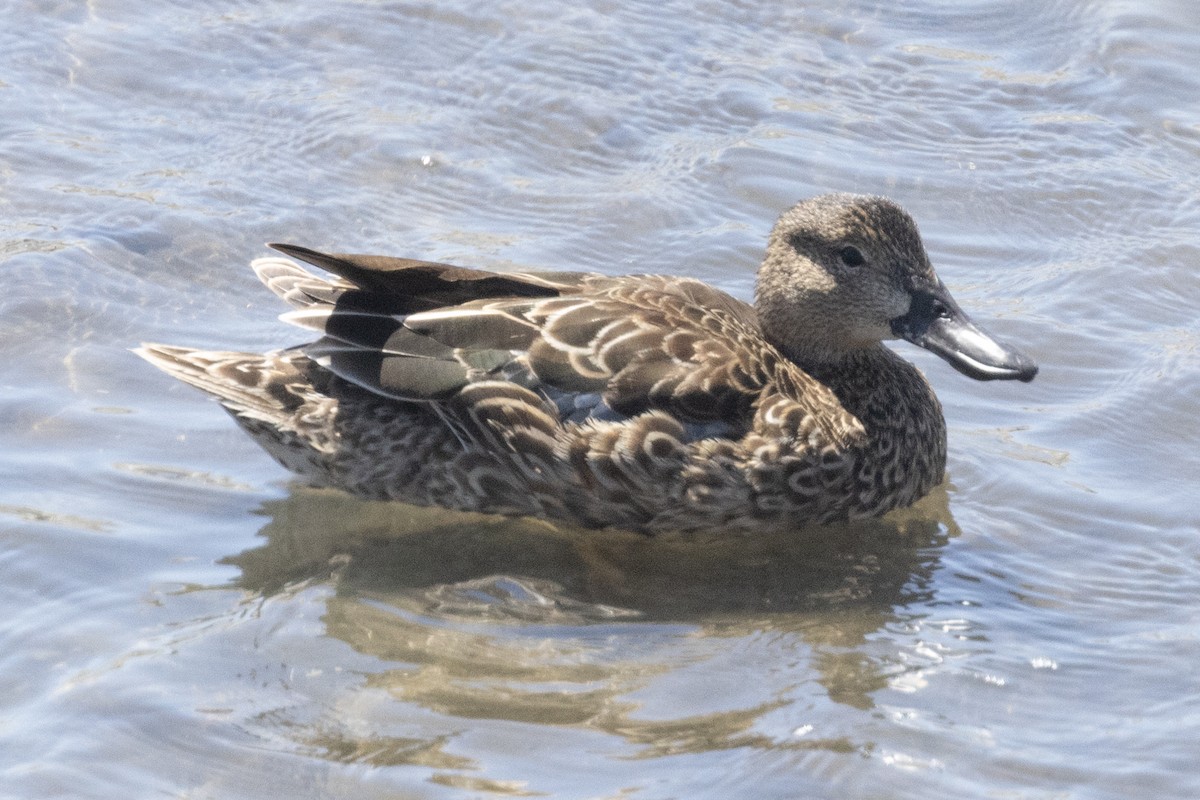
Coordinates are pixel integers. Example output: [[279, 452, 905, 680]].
[[806, 345, 948, 510]]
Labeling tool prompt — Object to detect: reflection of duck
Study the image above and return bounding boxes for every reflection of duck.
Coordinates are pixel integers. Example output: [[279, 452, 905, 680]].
[[225, 485, 956, 753], [229, 485, 955, 622], [140, 194, 1035, 533]]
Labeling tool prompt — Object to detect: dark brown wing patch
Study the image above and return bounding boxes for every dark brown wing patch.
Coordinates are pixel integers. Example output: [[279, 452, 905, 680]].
[[268, 243, 572, 307]]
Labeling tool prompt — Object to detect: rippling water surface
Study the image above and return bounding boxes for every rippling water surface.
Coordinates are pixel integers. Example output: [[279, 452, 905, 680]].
[[3, 1, 1199, 797]]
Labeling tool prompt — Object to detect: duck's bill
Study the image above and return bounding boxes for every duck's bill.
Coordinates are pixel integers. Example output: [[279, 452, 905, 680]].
[[891, 281, 1038, 382]]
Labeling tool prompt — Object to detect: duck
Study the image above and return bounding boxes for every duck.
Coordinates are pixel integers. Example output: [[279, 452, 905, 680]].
[[138, 194, 1037, 534]]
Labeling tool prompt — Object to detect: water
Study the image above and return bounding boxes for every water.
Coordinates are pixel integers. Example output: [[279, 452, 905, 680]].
[[3, 0, 1199, 797]]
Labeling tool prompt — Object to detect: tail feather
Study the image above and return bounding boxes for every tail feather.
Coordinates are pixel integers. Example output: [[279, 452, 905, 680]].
[[134, 344, 308, 424], [251, 256, 354, 310]]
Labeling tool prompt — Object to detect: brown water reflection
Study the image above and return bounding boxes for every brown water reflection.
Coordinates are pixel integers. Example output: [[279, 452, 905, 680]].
[[225, 488, 956, 765]]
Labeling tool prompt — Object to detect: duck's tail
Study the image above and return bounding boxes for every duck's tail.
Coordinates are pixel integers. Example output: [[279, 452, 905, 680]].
[[135, 344, 347, 480], [134, 344, 311, 424]]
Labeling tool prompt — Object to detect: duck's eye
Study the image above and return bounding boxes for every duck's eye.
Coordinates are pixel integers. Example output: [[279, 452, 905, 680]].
[[839, 246, 866, 268]]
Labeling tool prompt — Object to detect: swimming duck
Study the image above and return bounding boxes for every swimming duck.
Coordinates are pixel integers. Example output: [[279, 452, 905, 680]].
[[138, 194, 1037, 533]]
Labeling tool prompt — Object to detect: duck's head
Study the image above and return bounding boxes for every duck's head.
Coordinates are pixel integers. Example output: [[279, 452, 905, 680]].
[[755, 193, 1037, 382]]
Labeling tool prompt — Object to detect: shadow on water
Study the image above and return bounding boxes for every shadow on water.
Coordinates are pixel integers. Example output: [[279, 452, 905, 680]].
[[220, 487, 959, 765]]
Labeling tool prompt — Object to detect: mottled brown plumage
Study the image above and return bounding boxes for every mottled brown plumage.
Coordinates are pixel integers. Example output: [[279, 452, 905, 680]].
[[138, 194, 1037, 533]]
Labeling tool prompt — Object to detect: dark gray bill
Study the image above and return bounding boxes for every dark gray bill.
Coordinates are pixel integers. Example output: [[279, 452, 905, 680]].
[[891, 280, 1038, 382]]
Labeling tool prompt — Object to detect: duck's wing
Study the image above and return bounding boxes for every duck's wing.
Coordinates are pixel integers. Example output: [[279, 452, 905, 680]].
[[260, 246, 773, 434], [518, 274, 767, 429]]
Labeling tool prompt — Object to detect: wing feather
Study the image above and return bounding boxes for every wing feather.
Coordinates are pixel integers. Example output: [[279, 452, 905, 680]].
[[258, 247, 782, 438]]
